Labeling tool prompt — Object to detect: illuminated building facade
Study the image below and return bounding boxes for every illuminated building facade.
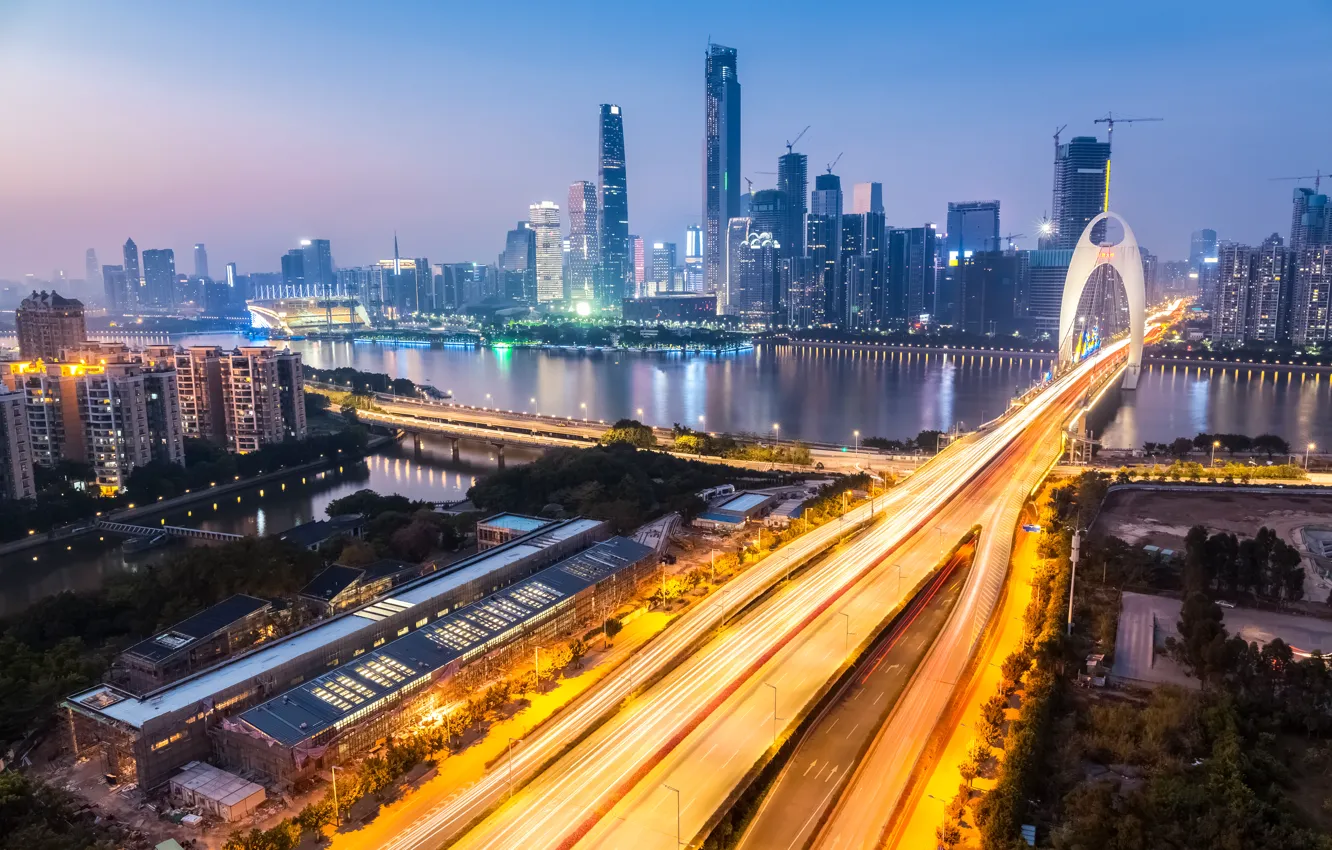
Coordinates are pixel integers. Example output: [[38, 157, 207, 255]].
[[530, 201, 563, 303], [16, 290, 86, 360], [0, 386, 35, 501], [705, 44, 741, 295], [567, 181, 600, 305], [598, 104, 629, 307]]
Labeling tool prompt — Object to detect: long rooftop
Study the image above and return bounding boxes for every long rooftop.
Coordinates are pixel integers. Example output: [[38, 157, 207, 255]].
[[67, 518, 605, 729], [236, 536, 652, 747]]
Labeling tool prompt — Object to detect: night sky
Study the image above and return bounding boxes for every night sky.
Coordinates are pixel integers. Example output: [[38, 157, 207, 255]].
[[2, 0, 1328, 281]]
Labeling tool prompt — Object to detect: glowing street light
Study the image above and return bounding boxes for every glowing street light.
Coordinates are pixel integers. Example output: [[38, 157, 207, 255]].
[[1211, 439, 1221, 466], [854, 429, 861, 456], [1307, 442, 1317, 469], [773, 423, 780, 448], [580, 401, 587, 421]]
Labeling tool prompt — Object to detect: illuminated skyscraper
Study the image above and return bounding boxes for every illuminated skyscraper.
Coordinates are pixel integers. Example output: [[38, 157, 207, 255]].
[[1290, 188, 1330, 251], [123, 238, 141, 308], [630, 235, 646, 294], [530, 201, 563, 303], [808, 172, 842, 322], [777, 152, 807, 257], [705, 44, 741, 294], [567, 181, 600, 305], [684, 224, 704, 292], [651, 242, 677, 291], [598, 104, 629, 306], [142, 249, 177, 308], [193, 243, 209, 279], [501, 222, 536, 302], [1051, 136, 1110, 250]]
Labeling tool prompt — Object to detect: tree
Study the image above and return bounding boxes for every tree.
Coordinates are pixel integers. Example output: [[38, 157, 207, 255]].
[[600, 419, 657, 449], [958, 759, 978, 787], [936, 821, 962, 848], [1252, 433, 1290, 458], [916, 429, 945, 454], [305, 391, 332, 417], [1170, 592, 1230, 681], [603, 617, 622, 639], [1170, 437, 1195, 459]]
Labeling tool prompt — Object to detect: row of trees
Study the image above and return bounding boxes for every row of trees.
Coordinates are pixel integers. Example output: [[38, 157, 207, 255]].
[[322, 489, 473, 564], [1181, 525, 1305, 602], [863, 429, 947, 454], [668, 424, 814, 466], [1143, 432, 1292, 458], [304, 365, 420, 397], [1114, 460, 1307, 484]]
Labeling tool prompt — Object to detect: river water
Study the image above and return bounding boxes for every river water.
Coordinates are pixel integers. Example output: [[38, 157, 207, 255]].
[[2, 332, 1327, 615]]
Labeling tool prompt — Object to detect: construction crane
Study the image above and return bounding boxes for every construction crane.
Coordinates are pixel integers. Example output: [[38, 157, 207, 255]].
[[1092, 113, 1163, 211], [744, 177, 754, 194], [1270, 170, 1329, 193], [785, 125, 810, 155], [825, 152, 843, 174], [999, 232, 1025, 251]]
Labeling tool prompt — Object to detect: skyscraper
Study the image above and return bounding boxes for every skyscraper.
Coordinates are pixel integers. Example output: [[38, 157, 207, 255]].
[[704, 44, 741, 295], [101, 266, 130, 312], [302, 239, 334, 295], [85, 249, 99, 290], [1290, 188, 1330, 251], [748, 189, 788, 255], [1189, 229, 1220, 310], [630, 236, 646, 294], [1290, 246, 1332, 346], [1214, 243, 1251, 343], [281, 249, 305, 297], [946, 201, 1001, 255], [808, 172, 843, 323], [123, 238, 141, 308], [1247, 236, 1287, 343], [852, 183, 883, 215], [651, 243, 677, 291], [684, 225, 704, 292], [567, 181, 600, 305], [1052, 136, 1110, 249], [530, 202, 563, 303], [193, 244, 209, 279], [141, 249, 177, 308], [887, 225, 940, 325], [501, 222, 537, 303], [777, 151, 807, 258], [598, 104, 629, 306]]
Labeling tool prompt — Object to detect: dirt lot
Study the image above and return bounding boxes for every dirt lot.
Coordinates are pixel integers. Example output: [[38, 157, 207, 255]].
[[1093, 488, 1332, 601]]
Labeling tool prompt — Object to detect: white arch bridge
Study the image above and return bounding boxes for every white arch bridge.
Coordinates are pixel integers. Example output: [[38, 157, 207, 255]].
[[1057, 210, 1146, 390]]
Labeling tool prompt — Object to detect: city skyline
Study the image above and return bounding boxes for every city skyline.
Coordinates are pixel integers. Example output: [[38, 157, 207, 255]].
[[1, 1, 1329, 281]]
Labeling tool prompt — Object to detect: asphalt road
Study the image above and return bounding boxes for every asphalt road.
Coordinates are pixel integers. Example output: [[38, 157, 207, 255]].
[[736, 552, 972, 850]]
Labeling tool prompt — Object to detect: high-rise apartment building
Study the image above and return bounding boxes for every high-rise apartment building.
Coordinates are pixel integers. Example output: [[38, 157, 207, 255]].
[[16, 290, 87, 360], [173, 346, 228, 443], [852, 183, 883, 215], [220, 348, 286, 453], [123, 238, 141, 308], [598, 104, 629, 306], [142, 249, 177, 308], [704, 44, 741, 295], [529, 202, 563, 303], [274, 350, 307, 442], [193, 244, 209, 280], [650, 243, 677, 292], [684, 225, 705, 293], [0, 386, 35, 501], [1051, 136, 1110, 249], [630, 236, 646, 293], [1290, 246, 1332, 346], [567, 181, 600, 305], [847, 212, 887, 330], [778, 152, 808, 258], [1214, 243, 1252, 343], [1247, 236, 1287, 343]]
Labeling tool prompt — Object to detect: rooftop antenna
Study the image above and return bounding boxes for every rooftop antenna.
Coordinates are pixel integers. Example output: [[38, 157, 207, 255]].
[[1092, 113, 1163, 211], [825, 152, 843, 174], [785, 125, 810, 155], [1270, 170, 1328, 194]]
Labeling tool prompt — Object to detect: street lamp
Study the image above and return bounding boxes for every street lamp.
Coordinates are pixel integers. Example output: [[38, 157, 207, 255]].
[[1211, 440, 1221, 466], [839, 611, 852, 655], [507, 737, 519, 798], [331, 765, 340, 825], [580, 401, 587, 421], [662, 784, 681, 847], [773, 423, 780, 448], [636, 407, 644, 421], [698, 414, 705, 428], [1307, 442, 1317, 469], [854, 429, 860, 456], [764, 682, 779, 745]]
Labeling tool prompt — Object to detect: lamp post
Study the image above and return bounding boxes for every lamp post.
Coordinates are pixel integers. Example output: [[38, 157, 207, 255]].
[[1307, 442, 1317, 470], [580, 401, 587, 422], [839, 611, 852, 655], [663, 784, 681, 847], [331, 765, 339, 825], [506, 737, 518, 797], [710, 548, 716, 585], [773, 423, 780, 449], [764, 682, 779, 745], [1211, 440, 1221, 467], [854, 429, 860, 457]]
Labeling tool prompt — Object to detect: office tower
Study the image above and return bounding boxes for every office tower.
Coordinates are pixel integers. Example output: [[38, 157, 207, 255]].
[[85, 249, 99, 290], [101, 265, 129, 312], [1246, 236, 1287, 343], [274, 350, 307, 441], [1214, 243, 1252, 343], [887, 225, 941, 326], [729, 223, 779, 320], [704, 43, 741, 294], [1290, 188, 1330, 251], [955, 251, 1029, 337], [946, 201, 1001, 254], [651, 243, 677, 291], [854, 212, 887, 329], [1189, 229, 1220, 310], [1052, 136, 1110, 249], [630, 236, 646, 293], [778, 151, 807, 257], [808, 172, 843, 322], [220, 348, 284, 453], [724, 217, 751, 315], [567, 181, 601, 305], [749, 189, 788, 256], [302, 239, 334, 295], [0, 386, 35, 501], [175, 346, 228, 443], [281, 249, 305, 297], [598, 104, 630, 305], [193, 244, 209, 279], [684, 224, 705, 292], [141, 249, 177, 308], [852, 182, 883, 215], [501, 221, 537, 303], [1189, 229, 1218, 268], [16, 290, 86, 360], [1023, 248, 1074, 338], [783, 256, 817, 327], [529, 201, 563, 303], [1290, 246, 1332, 346], [123, 238, 141, 308], [837, 214, 864, 326]]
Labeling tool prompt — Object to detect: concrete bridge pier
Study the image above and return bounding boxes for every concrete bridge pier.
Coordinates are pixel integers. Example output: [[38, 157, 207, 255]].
[[450, 437, 460, 462], [412, 433, 423, 458], [493, 443, 505, 469]]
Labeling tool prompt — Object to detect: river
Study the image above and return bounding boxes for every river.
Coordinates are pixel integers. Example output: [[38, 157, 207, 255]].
[[1, 332, 1327, 616]]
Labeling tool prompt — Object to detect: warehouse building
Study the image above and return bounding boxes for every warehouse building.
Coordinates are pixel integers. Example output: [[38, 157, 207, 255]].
[[64, 517, 609, 789], [297, 559, 421, 618], [218, 536, 654, 785], [692, 491, 779, 532], [114, 595, 274, 694]]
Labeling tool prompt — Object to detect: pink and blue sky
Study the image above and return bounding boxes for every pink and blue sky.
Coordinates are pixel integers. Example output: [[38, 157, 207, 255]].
[[1, 0, 1328, 281]]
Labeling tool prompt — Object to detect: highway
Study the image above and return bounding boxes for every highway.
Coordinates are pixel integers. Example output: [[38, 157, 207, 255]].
[[444, 338, 1132, 850]]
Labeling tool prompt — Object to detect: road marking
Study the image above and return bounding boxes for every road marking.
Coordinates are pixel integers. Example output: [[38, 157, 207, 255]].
[[845, 722, 861, 740], [825, 764, 841, 783], [803, 759, 819, 777], [873, 690, 885, 706]]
